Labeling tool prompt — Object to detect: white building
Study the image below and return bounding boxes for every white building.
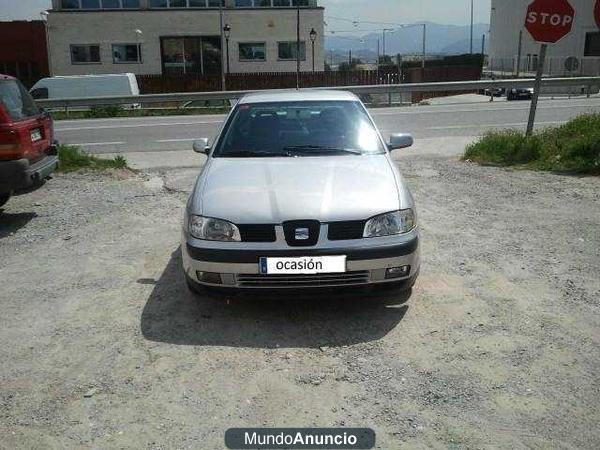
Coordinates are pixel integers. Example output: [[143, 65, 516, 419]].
[[46, 0, 325, 76], [489, 0, 600, 75]]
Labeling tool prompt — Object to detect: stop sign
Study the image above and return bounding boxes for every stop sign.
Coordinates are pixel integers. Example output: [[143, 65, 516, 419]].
[[525, 0, 575, 44]]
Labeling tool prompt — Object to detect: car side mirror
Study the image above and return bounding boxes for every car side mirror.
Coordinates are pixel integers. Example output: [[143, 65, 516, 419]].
[[193, 138, 210, 155], [388, 133, 414, 151]]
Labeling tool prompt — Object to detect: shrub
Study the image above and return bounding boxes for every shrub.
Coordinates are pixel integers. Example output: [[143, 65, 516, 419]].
[[58, 145, 128, 172], [463, 114, 600, 174], [85, 106, 123, 119]]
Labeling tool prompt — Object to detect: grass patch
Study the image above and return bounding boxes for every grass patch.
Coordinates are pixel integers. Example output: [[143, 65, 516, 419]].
[[50, 106, 230, 121], [463, 114, 600, 175], [58, 145, 128, 172]]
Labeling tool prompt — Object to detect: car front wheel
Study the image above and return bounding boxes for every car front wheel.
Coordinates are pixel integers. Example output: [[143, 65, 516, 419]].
[[0, 194, 10, 208]]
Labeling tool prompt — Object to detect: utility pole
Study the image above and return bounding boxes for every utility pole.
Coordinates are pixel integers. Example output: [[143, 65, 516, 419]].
[[422, 23, 426, 69], [376, 38, 380, 80], [348, 49, 352, 66], [516, 29, 523, 77], [382, 28, 394, 62], [296, 4, 300, 89], [481, 33, 486, 55], [470, 0, 474, 54]]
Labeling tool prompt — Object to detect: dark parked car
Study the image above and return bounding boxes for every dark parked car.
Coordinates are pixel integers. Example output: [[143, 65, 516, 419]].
[[507, 87, 534, 101], [0, 74, 58, 208]]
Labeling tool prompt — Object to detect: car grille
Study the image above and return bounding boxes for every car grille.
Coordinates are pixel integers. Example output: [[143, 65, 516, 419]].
[[328, 220, 365, 240], [238, 224, 276, 243], [236, 271, 371, 288]]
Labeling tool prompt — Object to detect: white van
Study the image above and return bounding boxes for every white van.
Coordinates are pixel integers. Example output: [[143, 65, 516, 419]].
[[30, 73, 140, 101]]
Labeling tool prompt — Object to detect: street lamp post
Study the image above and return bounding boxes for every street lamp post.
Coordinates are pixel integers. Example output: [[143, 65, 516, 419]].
[[296, 4, 300, 89], [40, 11, 52, 76], [135, 29, 143, 77], [223, 24, 231, 75], [219, 2, 226, 91], [309, 28, 317, 73]]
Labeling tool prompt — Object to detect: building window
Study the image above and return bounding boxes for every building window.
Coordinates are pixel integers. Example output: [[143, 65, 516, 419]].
[[81, 0, 100, 8], [239, 42, 266, 61], [585, 32, 600, 57], [71, 44, 101, 64], [278, 41, 306, 60], [61, 0, 140, 8], [149, 0, 222, 6], [161, 36, 222, 74], [61, 0, 80, 8], [234, 0, 311, 6], [112, 44, 142, 63]]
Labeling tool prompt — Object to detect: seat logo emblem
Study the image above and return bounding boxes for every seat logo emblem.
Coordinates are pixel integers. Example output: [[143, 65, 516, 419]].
[[295, 228, 310, 240]]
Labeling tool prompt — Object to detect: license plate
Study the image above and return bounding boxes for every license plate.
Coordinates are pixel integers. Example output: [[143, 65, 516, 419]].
[[30, 129, 42, 142], [260, 256, 346, 275]]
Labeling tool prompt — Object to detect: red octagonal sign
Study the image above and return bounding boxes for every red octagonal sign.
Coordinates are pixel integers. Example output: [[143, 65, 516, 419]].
[[525, 0, 575, 44]]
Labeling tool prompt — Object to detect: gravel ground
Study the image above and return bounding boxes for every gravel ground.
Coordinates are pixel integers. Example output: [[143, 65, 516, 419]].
[[1, 154, 599, 449]]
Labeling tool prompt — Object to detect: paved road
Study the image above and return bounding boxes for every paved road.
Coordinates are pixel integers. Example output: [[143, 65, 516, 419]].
[[55, 96, 600, 154]]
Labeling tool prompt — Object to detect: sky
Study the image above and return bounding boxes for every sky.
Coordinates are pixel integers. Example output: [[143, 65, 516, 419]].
[[0, 0, 492, 25]]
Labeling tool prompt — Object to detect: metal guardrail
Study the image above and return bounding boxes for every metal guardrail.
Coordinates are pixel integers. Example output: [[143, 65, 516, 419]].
[[36, 77, 600, 109]]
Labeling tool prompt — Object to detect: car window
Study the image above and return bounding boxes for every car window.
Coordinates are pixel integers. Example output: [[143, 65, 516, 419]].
[[0, 79, 40, 121], [30, 87, 49, 100], [213, 100, 386, 158]]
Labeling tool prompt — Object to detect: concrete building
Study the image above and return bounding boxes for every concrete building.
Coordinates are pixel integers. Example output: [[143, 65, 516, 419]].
[[46, 0, 324, 76], [489, 0, 600, 76], [0, 21, 50, 87]]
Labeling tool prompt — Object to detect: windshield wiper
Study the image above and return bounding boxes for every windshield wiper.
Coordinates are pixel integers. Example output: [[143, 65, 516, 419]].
[[283, 146, 363, 155], [222, 150, 290, 158]]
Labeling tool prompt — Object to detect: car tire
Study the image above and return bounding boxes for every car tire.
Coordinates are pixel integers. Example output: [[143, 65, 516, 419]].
[[0, 194, 10, 208]]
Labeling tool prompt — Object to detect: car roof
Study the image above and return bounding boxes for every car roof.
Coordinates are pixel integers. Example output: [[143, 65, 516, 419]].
[[0, 74, 17, 81], [238, 89, 358, 104]]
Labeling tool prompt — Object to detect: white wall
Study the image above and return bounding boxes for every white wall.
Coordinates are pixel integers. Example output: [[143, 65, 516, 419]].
[[47, 8, 325, 76]]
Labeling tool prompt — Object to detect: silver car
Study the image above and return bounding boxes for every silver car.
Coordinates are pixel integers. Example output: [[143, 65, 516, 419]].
[[182, 90, 420, 292]]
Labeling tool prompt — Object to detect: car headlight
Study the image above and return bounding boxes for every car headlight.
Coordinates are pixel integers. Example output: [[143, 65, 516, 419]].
[[189, 215, 241, 242], [363, 209, 416, 238]]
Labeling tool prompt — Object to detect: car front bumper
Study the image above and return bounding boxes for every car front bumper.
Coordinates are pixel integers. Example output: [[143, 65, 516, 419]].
[[0, 146, 59, 194], [182, 230, 420, 289]]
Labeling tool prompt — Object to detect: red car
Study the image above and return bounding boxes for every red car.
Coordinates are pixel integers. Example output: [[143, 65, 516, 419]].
[[0, 74, 58, 207]]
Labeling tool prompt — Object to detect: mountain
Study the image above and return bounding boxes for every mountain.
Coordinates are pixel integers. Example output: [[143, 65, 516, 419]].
[[325, 22, 490, 58]]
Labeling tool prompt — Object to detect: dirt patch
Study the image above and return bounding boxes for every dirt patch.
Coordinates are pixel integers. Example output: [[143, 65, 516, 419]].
[[1, 157, 599, 449]]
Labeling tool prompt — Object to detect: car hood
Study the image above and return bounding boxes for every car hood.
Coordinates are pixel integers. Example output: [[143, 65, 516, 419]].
[[192, 155, 404, 223]]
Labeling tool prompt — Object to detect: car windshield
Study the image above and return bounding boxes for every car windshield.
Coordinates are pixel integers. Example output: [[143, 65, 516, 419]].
[[0, 79, 40, 121], [213, 100, 386, 158]]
